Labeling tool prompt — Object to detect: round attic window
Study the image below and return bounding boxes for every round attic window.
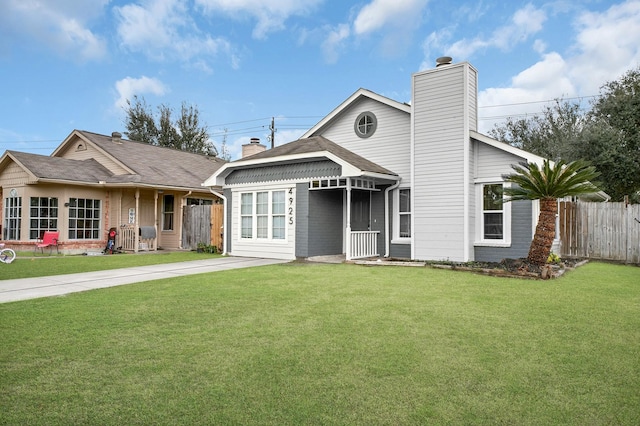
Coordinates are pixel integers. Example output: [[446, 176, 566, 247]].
[[354, 111, 377, 138]]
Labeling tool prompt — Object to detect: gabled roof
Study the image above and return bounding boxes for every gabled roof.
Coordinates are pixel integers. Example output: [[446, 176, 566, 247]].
[[205, 135, 398, 187], [1, 130, 227, 191], [0, 151, 113, 184], [301, 88, 411, 138]]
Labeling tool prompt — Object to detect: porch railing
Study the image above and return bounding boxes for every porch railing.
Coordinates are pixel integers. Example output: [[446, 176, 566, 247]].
[[119, 226, 137, 251], [348, 231, 379, 260], [118, 226, 157, 252]]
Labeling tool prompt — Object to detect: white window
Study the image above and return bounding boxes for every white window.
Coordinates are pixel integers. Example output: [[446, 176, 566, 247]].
[[256, 192, 268, 238], [392, 188, 411, 242], [3, 189, 22, 240], [399, 189, 411, 238], [475, 182, 511, 246], [272, 191, 286, 240], [241, 193, 253, 238], [239, 190, 287, 240]]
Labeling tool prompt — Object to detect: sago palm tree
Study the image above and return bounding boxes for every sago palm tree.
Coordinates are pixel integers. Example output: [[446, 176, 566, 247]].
[[502, 159, 600, 266]]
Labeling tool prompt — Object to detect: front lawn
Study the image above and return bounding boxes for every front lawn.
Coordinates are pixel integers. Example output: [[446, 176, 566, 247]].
[[1, 262, 639, 425]]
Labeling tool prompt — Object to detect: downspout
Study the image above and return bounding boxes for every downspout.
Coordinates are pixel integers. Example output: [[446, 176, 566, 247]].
[[384, 179, 402, 258], [208, 188, 227, 256], [179, 191, 192, 249]]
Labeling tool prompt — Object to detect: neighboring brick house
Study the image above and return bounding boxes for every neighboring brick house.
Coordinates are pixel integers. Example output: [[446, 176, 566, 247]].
[[0, 130, 226, 253]]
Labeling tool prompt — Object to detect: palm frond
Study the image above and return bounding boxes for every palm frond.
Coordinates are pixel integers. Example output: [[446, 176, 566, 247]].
[[502, 159, 601, 202]]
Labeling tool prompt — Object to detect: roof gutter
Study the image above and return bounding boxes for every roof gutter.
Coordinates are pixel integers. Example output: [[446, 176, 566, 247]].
[[207, 187, 227, 256], [384, 179, 402, 257]]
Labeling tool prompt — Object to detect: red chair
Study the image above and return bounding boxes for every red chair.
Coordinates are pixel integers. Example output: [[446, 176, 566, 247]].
[[35, 231, 60, 255]]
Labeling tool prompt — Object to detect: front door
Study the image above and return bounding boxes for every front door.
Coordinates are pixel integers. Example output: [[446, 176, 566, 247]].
[[350, 190, 370, 231]]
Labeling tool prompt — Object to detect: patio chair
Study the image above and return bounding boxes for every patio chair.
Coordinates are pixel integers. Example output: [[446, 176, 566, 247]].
[[35, 231, 60, 255]]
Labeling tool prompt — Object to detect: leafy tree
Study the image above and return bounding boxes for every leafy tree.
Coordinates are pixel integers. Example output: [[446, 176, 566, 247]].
[[490, 66, 640, 202], [124, 96, 158, 145], [123, 96, 217, 156], [489, 99, 585, 163], [586, 66, 640, 202], [502, 159, 600, 266]]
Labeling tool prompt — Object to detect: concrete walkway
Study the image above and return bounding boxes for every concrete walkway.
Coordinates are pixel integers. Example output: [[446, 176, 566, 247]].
[[0, 256, 289, 304]]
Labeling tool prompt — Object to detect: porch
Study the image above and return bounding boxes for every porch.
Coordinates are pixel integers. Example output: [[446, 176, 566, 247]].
[[308, 177, 390, 261], [117, 225, 157, 252]]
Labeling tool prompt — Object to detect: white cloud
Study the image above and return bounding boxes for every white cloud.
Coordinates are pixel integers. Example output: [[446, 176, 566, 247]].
[[477, 1, 640, 134], [195, 0, 323, 39], [568, 0, 640, 95], [322, 24, 351, 64], [353, 0, 428, 35], [114, 76, 168, 111], [114, 0, 233, 67], [445, 3, 546, 60], [0, 0, 108, 61]]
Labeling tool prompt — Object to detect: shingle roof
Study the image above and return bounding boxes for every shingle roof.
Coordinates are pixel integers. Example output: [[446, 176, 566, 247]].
[[78, 131, 226, 189], [7, 151, 113, 183], [2, 130, 227, 191], [241, 135, 397, 177]]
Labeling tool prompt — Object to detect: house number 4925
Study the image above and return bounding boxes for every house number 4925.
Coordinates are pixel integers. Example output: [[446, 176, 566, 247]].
[[288, 188, 294, 225]]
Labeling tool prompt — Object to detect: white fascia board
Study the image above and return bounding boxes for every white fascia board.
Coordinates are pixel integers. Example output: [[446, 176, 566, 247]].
[[470, 130, 549, 166], [302, 89, 411, 138]]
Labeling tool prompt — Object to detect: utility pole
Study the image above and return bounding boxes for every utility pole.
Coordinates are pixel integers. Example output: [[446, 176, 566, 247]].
[[268, 117, 276, 149]]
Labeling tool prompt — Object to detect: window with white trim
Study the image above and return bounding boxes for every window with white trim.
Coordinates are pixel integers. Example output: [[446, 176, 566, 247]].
[[3, 189, 21, 240], [30, 197, 58, 239], [68, 198, 101, 240], [483, 184, 503, 239], [272, 191, 285, 240], [476, 182, 511, 246], [239, 190, 287, 240], [241, 193, 253, 238], [399, 189, 411, 238]]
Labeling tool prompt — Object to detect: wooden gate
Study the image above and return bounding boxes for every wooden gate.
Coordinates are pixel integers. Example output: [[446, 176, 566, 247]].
[[182, 204, 224, 251]]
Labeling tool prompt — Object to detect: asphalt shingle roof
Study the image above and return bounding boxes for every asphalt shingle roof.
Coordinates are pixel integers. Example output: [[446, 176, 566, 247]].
[[3, 131, 227, 191], [240, 135, 397, 177], [8, 151, 113, 183], [79, 131, 226, 189]]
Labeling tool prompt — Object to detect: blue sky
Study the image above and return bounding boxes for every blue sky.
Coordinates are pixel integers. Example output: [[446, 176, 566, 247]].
[[1, 0, 639, 160]]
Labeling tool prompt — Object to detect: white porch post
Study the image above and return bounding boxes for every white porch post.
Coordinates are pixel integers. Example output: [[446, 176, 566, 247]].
[[153, 190, 158, 251], [346, 178, 352, 260], [134, 189, 140, 253]]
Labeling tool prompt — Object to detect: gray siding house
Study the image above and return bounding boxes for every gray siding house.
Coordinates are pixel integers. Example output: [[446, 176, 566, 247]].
[[204, 60, 550, 262]]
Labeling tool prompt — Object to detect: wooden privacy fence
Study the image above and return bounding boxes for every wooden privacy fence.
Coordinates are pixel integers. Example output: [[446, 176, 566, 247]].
[[559, 201, 640, 264], [182, 204, 224, 251]]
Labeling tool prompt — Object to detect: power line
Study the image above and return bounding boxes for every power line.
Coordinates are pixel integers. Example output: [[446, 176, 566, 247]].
[[478, 95, 597, 109]]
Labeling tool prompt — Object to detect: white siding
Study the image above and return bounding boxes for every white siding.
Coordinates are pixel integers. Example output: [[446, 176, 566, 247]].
[[321, 98, 411, 184], [229, 183, 296, 260], [474, 140, 526, 180], [412, 63, 477, 261]]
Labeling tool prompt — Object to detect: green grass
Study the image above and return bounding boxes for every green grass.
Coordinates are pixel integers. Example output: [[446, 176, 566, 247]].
[[1, 262, 639, 425], [0, 251, 220, 280]]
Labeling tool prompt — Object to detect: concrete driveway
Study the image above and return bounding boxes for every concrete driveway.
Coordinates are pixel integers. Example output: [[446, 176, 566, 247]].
[[0, 256, 289, 304]]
